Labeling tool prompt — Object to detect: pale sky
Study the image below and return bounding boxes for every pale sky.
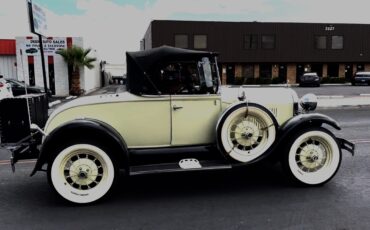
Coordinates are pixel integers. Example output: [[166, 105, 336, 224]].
[[1, 0, 369, 63]]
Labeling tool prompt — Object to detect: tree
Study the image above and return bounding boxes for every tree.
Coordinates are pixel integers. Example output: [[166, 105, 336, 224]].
[[56, 46, 97, 95]]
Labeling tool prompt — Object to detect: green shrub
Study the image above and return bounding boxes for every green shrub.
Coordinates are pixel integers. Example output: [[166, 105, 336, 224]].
[[255, 78, 272, 84]]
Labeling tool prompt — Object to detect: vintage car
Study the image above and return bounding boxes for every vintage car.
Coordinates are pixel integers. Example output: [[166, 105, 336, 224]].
[[11, 46, 354, 204]]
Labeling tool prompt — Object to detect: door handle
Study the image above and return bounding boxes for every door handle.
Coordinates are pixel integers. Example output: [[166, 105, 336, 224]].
[[173, 105, 183, 111]]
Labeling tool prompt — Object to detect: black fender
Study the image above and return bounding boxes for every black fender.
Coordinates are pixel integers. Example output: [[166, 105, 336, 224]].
[[269, 113, 341, 159], [30, 119, 129, 176], [278, 113, 340, 139]]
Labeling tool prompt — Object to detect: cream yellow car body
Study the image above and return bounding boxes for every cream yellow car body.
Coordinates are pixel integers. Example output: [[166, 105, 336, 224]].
[[44, 87, 296, 149]]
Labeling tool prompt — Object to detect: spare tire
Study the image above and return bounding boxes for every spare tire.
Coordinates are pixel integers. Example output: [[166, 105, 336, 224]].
[[217, 103, 278, 163]]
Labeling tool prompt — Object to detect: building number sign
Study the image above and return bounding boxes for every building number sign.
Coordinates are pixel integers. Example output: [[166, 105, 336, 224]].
[[325, 26, 335, 31]]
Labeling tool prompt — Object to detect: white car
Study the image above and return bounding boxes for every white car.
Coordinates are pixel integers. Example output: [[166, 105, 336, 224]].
[[0, 77, 13, 100]]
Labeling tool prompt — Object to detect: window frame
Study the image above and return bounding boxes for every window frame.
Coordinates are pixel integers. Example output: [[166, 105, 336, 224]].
[[243, 34, 258, 49], [193, 34, 208, 49], [331, 35, 344, 50], [261, 35, 276, 49], [174, 34, 189, 49], [315, 35, 327, 50]]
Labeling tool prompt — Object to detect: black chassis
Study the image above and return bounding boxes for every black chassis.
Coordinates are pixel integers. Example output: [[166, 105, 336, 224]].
[[27, 111, 355, 176]]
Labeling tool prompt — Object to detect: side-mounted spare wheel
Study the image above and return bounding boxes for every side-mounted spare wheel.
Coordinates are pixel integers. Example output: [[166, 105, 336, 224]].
[[48, 141, 118, 204], [217, 103, 278, 163], [282, 127, 342, 186]]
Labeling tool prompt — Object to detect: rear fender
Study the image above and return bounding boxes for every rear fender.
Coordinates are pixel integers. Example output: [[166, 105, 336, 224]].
[[30, 119, 128, 176]]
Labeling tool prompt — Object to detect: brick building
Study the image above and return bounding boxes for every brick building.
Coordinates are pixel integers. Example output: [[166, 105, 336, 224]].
[[141, 20, 370, 84]]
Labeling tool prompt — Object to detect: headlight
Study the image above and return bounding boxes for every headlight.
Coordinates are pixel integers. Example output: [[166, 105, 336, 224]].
[[300, 93, 317, 112]]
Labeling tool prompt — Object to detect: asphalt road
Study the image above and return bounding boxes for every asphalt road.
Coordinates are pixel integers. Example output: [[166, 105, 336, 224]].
[[0, 107, 369, 230]]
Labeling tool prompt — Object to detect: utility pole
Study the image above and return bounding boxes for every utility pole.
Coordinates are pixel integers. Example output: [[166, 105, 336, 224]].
[[27, 0, 48, 100]]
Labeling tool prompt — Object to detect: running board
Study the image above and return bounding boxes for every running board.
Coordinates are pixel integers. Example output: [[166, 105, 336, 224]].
[[129, 160, 232, 176]]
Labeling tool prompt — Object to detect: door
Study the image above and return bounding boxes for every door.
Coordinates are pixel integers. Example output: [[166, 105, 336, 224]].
[[278, 64, 287, 83], [226, 65, 235, 84], [345, 64, 353, 80], [171, 95, 222, 146]]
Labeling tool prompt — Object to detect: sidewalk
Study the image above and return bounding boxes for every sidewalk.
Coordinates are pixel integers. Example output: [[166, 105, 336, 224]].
[[318, 95, 370, 108]]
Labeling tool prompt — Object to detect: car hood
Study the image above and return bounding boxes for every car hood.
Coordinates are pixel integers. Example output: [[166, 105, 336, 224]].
[[220, 86, 298, 105]]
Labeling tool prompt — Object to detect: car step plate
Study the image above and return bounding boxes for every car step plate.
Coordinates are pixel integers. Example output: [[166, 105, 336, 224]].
[[130, 160, 231, 176], [179, 158, 202, 169]]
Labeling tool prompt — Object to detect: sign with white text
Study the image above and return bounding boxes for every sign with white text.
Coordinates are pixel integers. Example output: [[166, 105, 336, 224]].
[[22, 37, 67, 56]]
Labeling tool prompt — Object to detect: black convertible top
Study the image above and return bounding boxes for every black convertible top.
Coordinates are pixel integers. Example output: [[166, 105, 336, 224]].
[[126, 46, 218, 95]]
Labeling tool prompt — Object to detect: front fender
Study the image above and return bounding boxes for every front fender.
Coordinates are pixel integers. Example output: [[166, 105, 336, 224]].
[[273, 113, 340, 154], [30, 119, 128, 176], [235, 113, 342, 165], [279, 113, 340, 134]]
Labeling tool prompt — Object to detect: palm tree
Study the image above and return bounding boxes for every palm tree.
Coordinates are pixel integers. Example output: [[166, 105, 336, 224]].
[[56, 46, 97, 95]]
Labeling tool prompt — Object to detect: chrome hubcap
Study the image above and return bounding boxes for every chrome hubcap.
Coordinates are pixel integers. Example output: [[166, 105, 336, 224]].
[[296, 138, 329, 173], [229, 117, 266, 151], [63, 153, 104, 190]]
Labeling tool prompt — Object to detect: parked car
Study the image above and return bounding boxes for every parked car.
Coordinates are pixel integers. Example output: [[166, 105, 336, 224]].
[[0, 75, 13, 100], [9, 46, 354, 204], [351, 71, 370, 85], [25, 48, 38, 54], [299, 72, 321, 87], [6, 79, 51, 97]]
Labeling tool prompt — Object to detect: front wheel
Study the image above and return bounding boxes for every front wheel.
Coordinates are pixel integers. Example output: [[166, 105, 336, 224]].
[[48, 143, 117, 204], [282, 127, 341, 186]]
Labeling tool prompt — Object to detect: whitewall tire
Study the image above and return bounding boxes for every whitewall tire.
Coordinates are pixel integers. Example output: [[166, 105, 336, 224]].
[[217, 103, 277, 163], [282, 127, 341, 186], [49, 144, 116, 204]]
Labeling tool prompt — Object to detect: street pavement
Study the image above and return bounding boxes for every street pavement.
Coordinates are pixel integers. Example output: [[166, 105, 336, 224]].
[[0, 106, 370, 230]]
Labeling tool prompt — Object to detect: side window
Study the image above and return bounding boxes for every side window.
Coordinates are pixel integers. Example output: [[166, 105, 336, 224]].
[[158, 59, 218, 95]]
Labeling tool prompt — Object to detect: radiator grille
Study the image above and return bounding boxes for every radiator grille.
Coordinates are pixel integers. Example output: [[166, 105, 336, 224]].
[[269, 107, 278, 117]]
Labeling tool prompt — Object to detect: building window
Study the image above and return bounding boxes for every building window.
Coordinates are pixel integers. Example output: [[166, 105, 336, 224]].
[[332, 36, 343, 49], [262, 35, 275, 49], [194, 35, 207, 49], [315, 36, 327, 49], [244, 34, 258, 49], [174, 34, 188, 49]]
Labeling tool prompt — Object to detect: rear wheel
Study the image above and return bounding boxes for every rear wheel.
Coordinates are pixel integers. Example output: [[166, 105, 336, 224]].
[[48, 143, 117, 204], [282, 127, 341, 186]]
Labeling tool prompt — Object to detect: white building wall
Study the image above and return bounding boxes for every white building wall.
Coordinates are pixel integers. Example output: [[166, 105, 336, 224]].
[[15, 37, 100, 96], [54, 54, 69, 96], [72, 37, 101, 94], [0, 56, 17, 79], [83, 51, 101, 93]]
